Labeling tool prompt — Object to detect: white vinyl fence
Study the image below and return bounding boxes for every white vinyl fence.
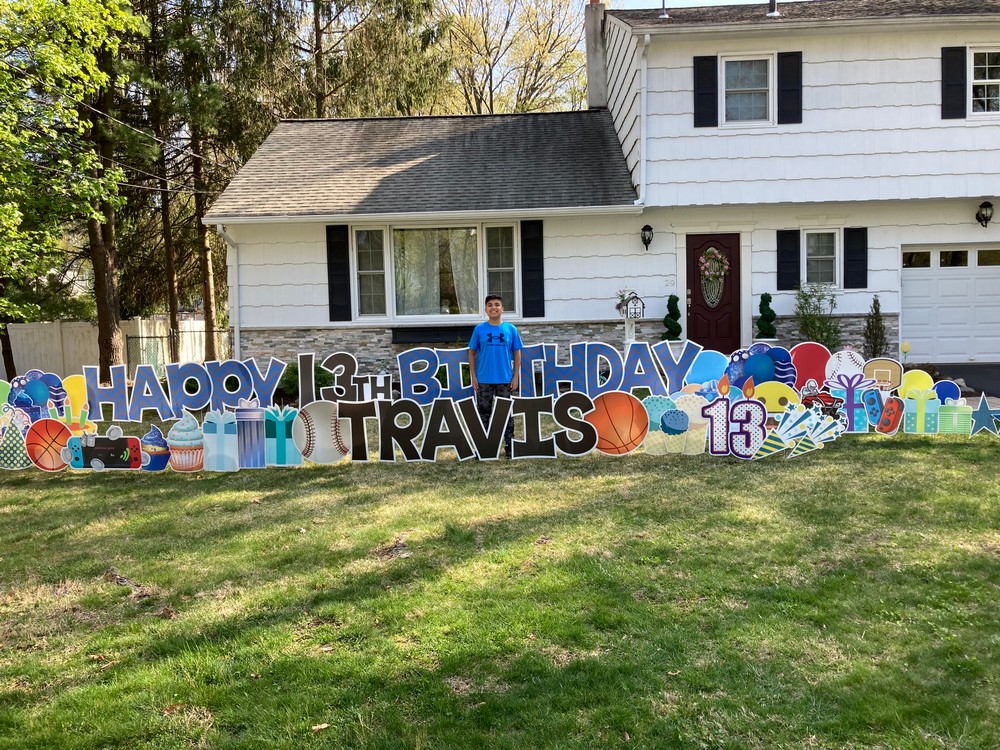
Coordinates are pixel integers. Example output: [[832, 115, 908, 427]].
[[8, 318, 229, 377]]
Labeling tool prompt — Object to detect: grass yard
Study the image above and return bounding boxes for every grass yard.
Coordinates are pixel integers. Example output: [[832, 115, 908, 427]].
[[1, 434, 999, 749]]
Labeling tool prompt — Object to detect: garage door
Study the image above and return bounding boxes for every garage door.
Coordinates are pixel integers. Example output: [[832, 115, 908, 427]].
[[901, 247, 1000, 363]]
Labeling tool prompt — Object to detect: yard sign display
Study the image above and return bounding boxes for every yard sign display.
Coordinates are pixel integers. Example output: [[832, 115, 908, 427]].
[[1, 341, 997, 473]]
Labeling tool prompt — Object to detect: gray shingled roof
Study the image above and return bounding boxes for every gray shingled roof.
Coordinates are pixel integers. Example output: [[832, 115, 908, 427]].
[[206, 111, 637, 220], [609, 0, 1000, 27]]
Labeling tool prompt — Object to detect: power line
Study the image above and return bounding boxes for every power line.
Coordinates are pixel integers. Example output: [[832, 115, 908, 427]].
[[17, 119, 200, 192], [26, 160, 213, 196], [0, 58, 231, 170]]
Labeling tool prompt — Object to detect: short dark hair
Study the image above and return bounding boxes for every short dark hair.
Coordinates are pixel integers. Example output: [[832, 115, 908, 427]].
[[484, 294, 504, 305]]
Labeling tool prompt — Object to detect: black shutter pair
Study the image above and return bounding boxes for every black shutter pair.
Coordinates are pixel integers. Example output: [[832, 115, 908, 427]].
[[776, 228, 868, 290], [325, 222, 547, 321], [694, 52, 802, 127]]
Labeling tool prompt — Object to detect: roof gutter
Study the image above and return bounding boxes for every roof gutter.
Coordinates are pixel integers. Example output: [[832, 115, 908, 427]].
[[626, 15, 996, 36], [634, 32, 651, 208], [204, 202, 644, 226]]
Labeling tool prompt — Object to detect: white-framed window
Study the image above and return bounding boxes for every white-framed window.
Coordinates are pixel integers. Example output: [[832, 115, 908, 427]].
[[352, 223, 519, 319], [485, 225, 516, 314], [972, 49, 1000, 114], [722, 54, 774, 125], [355, 228, 387, 316], [803, 229, 838, 285]]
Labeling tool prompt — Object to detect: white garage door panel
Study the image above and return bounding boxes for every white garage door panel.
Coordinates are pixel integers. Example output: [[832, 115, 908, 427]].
[[901, 250, 1000, 363], [938, 279, 971, 297]]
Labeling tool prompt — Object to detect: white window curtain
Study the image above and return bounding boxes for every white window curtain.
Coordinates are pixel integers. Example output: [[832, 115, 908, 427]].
[[393, 228, 479, 315]]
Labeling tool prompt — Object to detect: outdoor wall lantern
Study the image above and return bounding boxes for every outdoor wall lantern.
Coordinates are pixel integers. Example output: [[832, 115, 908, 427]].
[[640, 224, 654, 249], [976, 201, 993, 228]]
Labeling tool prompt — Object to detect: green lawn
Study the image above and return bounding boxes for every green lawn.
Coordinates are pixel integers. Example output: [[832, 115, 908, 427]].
[[1, 434, 999, 749]]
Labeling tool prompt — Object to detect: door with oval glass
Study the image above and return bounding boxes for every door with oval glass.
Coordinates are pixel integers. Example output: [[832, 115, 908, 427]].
[[686, 233, 740, 354]]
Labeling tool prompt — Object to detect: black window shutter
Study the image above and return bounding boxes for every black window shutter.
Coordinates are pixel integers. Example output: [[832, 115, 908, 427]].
[[941, 47, 967, 119], [776, 230, 800, 291], [693, 56, 719, 127], [843, 227, 868, 289], [520, 220, 545, 318], [777, 51, 803, 124], [326, 225, 352, 321]]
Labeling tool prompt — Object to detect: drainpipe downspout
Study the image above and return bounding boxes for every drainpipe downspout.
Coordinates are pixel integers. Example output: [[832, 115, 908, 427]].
[[634, 33, 651, 208], [215, 224, 241, 360]]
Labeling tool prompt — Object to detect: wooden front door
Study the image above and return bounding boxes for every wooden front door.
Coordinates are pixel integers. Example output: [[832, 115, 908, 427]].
[[686, 233, 741, 354]]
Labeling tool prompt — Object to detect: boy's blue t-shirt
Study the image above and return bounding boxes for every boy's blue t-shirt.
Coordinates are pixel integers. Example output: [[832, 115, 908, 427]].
[[469, 321, 523, 384]]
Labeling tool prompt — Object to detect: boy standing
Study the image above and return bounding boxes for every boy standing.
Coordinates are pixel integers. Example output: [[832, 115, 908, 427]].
[[468, 294, 523, 459]]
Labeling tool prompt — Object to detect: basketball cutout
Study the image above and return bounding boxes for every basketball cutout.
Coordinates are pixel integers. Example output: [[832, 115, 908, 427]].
[[25, 418, 72, 472], [292, 400, 352, 464], [584, 391, 648, 455]]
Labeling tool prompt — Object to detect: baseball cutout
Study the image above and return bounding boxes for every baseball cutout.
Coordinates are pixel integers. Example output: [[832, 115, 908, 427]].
[[825, 349, 866, 381], [292, 400, 352, 464]]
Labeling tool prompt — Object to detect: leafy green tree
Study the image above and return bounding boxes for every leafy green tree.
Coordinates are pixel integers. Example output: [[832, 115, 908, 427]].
[[0, 0, 140, 379]]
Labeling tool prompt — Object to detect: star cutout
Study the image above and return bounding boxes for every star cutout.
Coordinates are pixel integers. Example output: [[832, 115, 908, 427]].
[[970, 394, 999, 437]]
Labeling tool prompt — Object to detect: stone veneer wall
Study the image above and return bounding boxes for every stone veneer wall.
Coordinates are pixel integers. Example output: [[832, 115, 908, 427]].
[[240, 320, 666, 375], [752, 313, 900, 353]]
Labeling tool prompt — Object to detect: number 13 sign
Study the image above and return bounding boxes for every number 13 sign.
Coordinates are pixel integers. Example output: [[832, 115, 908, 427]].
[[702, 398, 769, 460]]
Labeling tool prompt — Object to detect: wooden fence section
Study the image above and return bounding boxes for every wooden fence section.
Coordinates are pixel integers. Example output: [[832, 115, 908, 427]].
[[8, 318, 214, 377]]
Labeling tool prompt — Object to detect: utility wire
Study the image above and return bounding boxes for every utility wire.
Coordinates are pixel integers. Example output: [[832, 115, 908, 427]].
[[17, 119, 201, 192], [27, 160, 214, 196]]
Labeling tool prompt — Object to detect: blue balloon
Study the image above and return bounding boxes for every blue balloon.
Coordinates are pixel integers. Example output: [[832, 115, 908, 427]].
[[744, 352, 776, 385], [24, 379, 51, 407], [767, 346, 793, 364], [686, 350, 728, 387]]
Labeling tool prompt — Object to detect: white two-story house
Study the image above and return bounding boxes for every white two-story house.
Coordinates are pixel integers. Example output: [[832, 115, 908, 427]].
[[207, 0, 1000, 367]]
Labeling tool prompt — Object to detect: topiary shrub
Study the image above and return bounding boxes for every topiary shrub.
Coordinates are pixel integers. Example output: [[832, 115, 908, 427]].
[[661, 294, 683, 341], [756, 292, 777, 339]]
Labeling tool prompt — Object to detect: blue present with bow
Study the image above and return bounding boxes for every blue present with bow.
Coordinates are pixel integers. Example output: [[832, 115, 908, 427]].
[[903, 388, 940, 434], [265, 406, 302, 467], [826, 373, 875, 433], [203, 410, 239, 472]]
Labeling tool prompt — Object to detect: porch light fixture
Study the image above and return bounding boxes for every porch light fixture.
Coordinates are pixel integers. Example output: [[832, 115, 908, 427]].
[[976, 201, 994, 228], [640, 224, 654, 249]]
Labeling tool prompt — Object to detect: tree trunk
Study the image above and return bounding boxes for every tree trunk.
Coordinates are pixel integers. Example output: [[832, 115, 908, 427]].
[[86, 47, 124, 382], [313, 0, 325, 117], [149, 0, 180, 361], [0, 280, 15, 380], [191, 123, 218, 361], [0, 325, 15, 381]]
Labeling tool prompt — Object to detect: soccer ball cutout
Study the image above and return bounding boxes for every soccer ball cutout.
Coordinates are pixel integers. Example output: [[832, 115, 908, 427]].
[[25, 419, 73, 472], [584, 391, 648, 455]]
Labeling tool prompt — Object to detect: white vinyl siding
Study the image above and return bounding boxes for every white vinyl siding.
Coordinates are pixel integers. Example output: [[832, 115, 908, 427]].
[[643, 28, 1000, 207]]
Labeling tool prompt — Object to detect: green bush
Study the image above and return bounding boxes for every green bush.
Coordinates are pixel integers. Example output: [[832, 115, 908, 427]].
[[661, 294, 683, 341], [862, 294, 889, 359], [756, 292, 777, 339], [794, 284, 842, 350], [275, 362, 335, 404]]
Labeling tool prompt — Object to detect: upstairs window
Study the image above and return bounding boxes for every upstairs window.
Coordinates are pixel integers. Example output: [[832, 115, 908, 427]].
[[972, 51, 1000, 113], [724, 57, 771, 123], [804, 231, 837, 284]]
